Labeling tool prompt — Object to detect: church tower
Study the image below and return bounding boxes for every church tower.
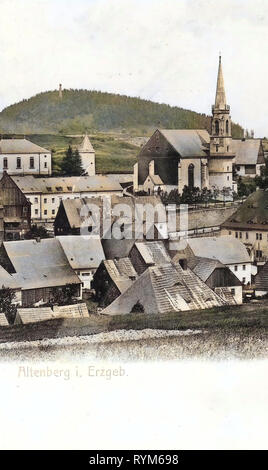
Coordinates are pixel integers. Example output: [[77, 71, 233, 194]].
[[208, 56, 235, 190]]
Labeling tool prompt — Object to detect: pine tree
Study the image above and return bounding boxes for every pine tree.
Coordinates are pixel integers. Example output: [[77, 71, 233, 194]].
[[72, 148, 84, 176], [61, 145, 74, 176]]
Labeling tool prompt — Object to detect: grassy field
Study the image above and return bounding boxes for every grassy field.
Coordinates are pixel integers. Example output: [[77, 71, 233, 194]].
[[0, 301, 268, 345], [27, 133, 139, 174]]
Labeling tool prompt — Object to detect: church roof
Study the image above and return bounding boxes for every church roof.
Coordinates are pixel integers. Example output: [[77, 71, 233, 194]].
[[0, 138, 50, 154], [231, 139, 265, 165], [214, 55, 227, 109], [78, 134, 95, 153], [159, 129, 210, 157]]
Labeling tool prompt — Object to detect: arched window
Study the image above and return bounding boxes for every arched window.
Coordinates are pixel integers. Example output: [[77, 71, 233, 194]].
[[188, 164, 194, 189], [215, 120, 219, 135], [226, 120, 229, 134]]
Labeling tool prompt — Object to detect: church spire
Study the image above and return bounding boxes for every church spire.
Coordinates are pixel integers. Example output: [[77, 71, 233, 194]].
[[215, 54, 226, 109]]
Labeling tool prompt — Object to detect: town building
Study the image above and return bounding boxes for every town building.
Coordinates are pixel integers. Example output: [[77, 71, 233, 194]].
[[102, 262, 233, 315], [0, 171, 31, 241], [231, 139, 265, 178], [56, 235, 105, 290], [10, 174, 123, 221], [187, 256, 243, 304], [1, 238, 82, 307], [0, 137, 52, 175], [129, 241, 171, 275], [77, 135, 95, 176], [221, 190, 268, 263], [255, 262, 268, 297], [175, 236, 252, 284], [15, 303, 89, 325], [92, 258, 138, 307], [134, 56, 264, 196]]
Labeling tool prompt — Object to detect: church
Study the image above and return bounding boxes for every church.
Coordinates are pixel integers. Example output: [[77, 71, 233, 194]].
[[133, 56, 265, 195]]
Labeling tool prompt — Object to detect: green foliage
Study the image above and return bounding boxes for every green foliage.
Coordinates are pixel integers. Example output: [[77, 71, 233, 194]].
[[161, 186, 213, 205], [50, 284, 79, 306], [61, 145, 84, 176], [237, 176, 257, 197], [25, 224, 50, 240], [254, 156, 268, 189], [0, 287, 17, 324], [0, 89, 244, 136]]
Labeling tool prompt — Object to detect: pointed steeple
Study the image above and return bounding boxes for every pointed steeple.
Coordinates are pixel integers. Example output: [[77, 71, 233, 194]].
[[78, 134, 95, 153], [215, 55, 226, 109]]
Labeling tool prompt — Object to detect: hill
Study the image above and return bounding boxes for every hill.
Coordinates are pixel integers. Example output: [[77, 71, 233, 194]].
[[0, 89, 244, 137]]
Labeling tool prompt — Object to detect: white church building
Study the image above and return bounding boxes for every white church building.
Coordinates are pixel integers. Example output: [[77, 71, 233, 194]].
[[0, 138, 52, 175]]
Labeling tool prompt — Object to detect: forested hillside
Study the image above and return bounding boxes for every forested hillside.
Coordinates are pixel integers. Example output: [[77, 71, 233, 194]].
[[0, 89, 244, 137]]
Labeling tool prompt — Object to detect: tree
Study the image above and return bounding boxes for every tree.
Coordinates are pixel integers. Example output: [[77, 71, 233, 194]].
[[50, 283, 79, 306], [24, 224, 50, 240], [0, 287, 17, 324], [61, 146, 84, 176]]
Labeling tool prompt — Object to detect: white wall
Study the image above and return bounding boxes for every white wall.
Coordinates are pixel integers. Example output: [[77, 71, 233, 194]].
[[227, 262, 251, 285], [80, 152, 95, 176], [76, 268, 95, 290], [0, 153, 52, 175]]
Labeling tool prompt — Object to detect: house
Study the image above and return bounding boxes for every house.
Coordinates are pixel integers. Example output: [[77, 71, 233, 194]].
[[0, 313, 9, 327], [232, 139, 265, 178], [11, 174, 123, 221], [187, 256, 243, 304], [129, 241, 171, 275], [255, 262, 268, 297], [0, 171, 31, 241], [221, 190, 268, 263], [102, 262, 232, 315], [54, 194, 166, 241], [2, 238, 82, 307], [181, 236, 252, 284], [56, 235, 105, 290], [77, 135, 95, 176], [92, 258, 138, 307], [0, 137, 52, 175], [15, 303, 89, 324]]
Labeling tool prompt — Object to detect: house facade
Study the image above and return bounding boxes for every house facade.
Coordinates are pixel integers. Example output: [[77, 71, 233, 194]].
[[0, 171, 31, 241], [0, 138, 52, 175]]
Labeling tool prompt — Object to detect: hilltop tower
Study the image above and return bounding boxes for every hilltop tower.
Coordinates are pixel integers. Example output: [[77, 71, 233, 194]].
[[59, 83, 63, 99], [208, 55, 235, 190]]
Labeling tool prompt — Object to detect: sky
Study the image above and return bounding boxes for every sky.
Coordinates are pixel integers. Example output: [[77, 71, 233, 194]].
[[0, 0, 268, 136]]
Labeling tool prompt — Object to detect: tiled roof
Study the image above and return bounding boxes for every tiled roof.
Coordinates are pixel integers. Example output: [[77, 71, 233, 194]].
[[57, 235, 105, 269], [232, 139, 264, 165], [159, 129, 210, 157], [187, 236, 251, 264], [0, 138, 50, 154]]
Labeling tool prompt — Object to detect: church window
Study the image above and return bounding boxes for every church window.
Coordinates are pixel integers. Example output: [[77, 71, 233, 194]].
[[3, 158, 8, 169], [215, 120, 219, 135], [44, 162, 47, 168], [226, 120, 229, 134], [16, 157, 21, 169], [227, 146, 229, 152], [188, 164, 194, 189], [216, 145, 219, 152]]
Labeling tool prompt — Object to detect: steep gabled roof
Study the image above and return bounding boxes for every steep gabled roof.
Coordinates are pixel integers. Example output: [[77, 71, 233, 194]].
[[187, 236, 251, 265], [0, 264, 20, 290], [102, 262, 228, 315], [133, 241, 171, 265], [0, 138, 50, 154], [3, 238, 81, 290], [159, 129, 210, 157], [221, 190, 268, 230], [104, 258, 138, 293], [56, 235, 105, 269], [232, 139, 265, 165]]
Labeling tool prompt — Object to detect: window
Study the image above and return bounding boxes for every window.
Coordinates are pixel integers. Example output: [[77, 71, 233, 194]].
[[234, 265, 238, 272], [3, 158, 8, 169], [243, 265, 246, 270], [227, 176, 229, 181], [188, 164, 194, 189], [44, 162, 47, 168], [35, 209, 38, 215], [30, 157, 34, 169], [44, 198, 47, 204], [227, 145, 229, 152], [235, 232, 238, 238], [256, 250, 263, 258], [52, 209, 55, 215], [52, 198, 55, 203], [237, 166, 240, 171], [34, 197, 38, 203], [256, 233, 262, 240], [44, 210, 47, 215], [216, 145, 219, 152], [246, 232, 248, 239], [16, 157, 21, 169], [242, 277, 246, 284], [239, 232, 242, 238], [260, 233, 262, 240], [227, 166, 229, 171], [215, 120, 219, 135], [226, 120, 229, 134], [231, 288, 235, 295], [229, 231, 232, 235], [82, 273, 89, 277]]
